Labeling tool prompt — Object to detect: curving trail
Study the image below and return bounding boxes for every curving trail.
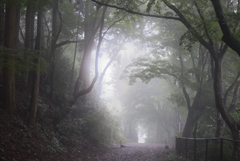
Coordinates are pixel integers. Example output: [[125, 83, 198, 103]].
[[85, 143, 172, 161]]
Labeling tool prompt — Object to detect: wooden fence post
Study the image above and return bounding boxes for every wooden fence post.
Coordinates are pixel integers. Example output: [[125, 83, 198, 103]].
[[206, 139, 208, 161]]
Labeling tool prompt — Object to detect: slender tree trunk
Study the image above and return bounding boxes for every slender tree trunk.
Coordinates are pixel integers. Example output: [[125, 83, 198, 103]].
[[213, 57, 240, 160], [3, 4, 19, 114], [28, 2, 42, 126], [97, 41, 126, 96], [72, 6, 107, 104], [73, 38, 94, 97], [182, 108, 198, 137], [180, 50, 203, 137], [50, 0, 58, 101], [69, 8, 81, 95], [24, 2, 35, 87], [73, 1, 100, 97], [0, 1, 4, 85]]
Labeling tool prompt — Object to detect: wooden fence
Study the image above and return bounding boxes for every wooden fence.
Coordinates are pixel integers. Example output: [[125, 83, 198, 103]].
[[175, 136, 240, 161]]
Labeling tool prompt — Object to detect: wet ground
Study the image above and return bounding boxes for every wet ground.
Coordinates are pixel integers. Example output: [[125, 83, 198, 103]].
[[85, 143, 173, 161]]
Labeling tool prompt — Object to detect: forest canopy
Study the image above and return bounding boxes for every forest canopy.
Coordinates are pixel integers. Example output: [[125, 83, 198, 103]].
[[1, 0, 240, 160]]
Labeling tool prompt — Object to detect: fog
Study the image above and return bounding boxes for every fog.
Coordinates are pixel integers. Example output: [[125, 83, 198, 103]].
[[2, 1, 240, 160], [96, 33, 180, 144]]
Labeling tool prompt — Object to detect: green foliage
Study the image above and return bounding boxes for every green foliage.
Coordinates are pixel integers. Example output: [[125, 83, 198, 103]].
[[207, 142, 232, 161], [54, 55, 75, 107], [121, 55, 171, 85], [56, 94, 123, 145], [169, 93, 186, 107], [230, 111, 240, 123], [37, 97, 49, 118], [41, 136, 66, 154], [59, 1, 79, 40], [82, 101, 121, 144], [57, 118, 86, 144], [2, 0, 50, 7], [179, 28, 199, 52], [146, 0, 156, 13], [0, 47, 48, 75]]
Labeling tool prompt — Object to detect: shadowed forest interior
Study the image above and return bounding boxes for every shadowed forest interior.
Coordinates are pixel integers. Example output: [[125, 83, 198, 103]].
[[1, 0, 240, 160]]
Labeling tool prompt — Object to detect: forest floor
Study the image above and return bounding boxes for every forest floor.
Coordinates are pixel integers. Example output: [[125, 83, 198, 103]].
[[0, 83, 173, 161], [0, 113, 172, 161], [0, 114, 172, 161], [85, 143, 172, 161]]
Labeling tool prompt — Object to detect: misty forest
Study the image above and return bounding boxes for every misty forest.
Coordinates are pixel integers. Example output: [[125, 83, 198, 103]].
[[1, 0, 240, 160]]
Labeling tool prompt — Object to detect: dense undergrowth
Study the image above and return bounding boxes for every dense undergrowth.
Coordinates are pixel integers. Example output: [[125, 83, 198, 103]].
[[0, 81, 123, 161]]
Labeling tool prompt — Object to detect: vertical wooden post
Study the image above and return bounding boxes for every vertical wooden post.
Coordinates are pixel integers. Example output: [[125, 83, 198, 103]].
[[194, 138, 196, 161], [179, 138, 182, 156], [175, 136, 178, 154], [206, 139, 208, 161], [186, 139, 188, 159], [220, 138, 223, 161]]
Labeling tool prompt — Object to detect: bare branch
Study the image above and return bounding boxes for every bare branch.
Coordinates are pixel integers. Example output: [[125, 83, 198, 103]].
[[72, 6, 107, 104], [91, 0, 180, 21], [55, 40, 84, 48]]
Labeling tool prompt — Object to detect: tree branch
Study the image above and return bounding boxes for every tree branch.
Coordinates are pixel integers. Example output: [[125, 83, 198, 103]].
[[91, 0, 215, 59], [91, 0, 180, 21], [228, 81, 240, 112], [224, 72, 240, 108], [55, 5, 63, 46], [55, 40, 84, 48], [161, 0, 214, 57], [179, 52, 191, 110], [210, 0, 240, 57], [72, 6, 107, 104], [194, 2, 213, 46]]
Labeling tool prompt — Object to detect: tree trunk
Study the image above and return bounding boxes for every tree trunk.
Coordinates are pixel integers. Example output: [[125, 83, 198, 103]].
[[28, 2, 42, 126], [179, 51, 204, 138], [0, 1, 4, 85], [97, 41, 126, 96], [3, 4, 19, 114], [73, 37, 94, 98], [50, 0, 59, 101], [72, 6, 107, 104], [182, 108, 198, 137], [192, 122, 198, 138], [24, 2, 35, 87], [73, 1, 100, 96], [69, 7, 81, 95], [213, 57, 240, 160]]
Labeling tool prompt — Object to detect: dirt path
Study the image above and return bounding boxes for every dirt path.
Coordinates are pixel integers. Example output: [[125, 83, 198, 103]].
[[84, 143, 172, 161]]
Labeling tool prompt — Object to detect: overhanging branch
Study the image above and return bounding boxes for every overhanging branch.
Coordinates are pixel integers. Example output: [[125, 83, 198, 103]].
[[91, 0, 180, 21], [55, 40, 84, 48], [210, 0, 240, 57]]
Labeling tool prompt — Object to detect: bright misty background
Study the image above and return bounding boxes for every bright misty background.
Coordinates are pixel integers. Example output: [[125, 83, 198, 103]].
[[1, 0, 240, 160]]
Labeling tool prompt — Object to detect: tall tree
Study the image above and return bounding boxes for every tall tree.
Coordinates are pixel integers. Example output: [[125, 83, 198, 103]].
[[73, 1, 101, 100], [0, 0, 4, 84], [2, 2, 19, 114], [24, 1, 36, 87], [73, 4, 107, 103], [28, 1, 43, 126], [92, 0, 240, 158], [49, 0, 59, 101], [91, 0, 240, 140]]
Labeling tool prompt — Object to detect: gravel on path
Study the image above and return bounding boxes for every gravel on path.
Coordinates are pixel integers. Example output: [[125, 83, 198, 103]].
[[84, 143, 172, 161]]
